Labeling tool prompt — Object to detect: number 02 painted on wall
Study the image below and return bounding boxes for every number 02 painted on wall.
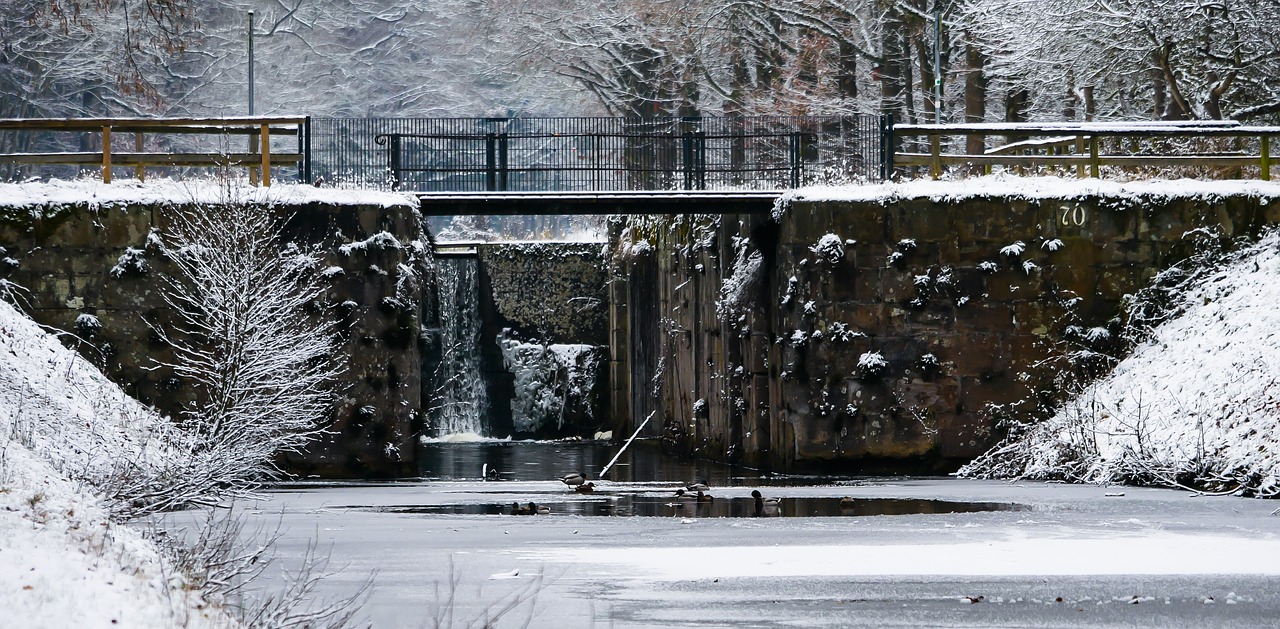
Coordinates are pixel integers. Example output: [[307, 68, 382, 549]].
[[1060, 205, 1087, 227]]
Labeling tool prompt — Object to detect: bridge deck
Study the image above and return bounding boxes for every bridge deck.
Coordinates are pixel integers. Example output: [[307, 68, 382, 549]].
[[416, 190, 782, 216]]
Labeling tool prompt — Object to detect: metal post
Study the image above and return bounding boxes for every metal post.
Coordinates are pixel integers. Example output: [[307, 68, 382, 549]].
[[485, 132, 497, 191], [247, 11, 255, 116], [682, 131, 694, 190], [302, 117, 312, 184], [498, 133, 509, 191], [389, 135, 402, 190], [879, 113, 895, 181], [789, 132, 802, 188], [247, 10, 256, 183], [695, 131, 707, 190]]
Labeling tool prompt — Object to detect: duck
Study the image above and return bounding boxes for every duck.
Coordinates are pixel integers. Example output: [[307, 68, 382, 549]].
[[574, 482, 596, 494], [685, 482, 711, 493], [528, 501, 551, 515], [752, 490, 781, 516], [509, 502, 529, 515], [839, 496, 858, 514], [560, 472, 587, 488]]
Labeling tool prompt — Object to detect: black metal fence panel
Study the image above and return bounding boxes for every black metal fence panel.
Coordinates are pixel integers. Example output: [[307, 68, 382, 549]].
[[309, 116, 883, 192]]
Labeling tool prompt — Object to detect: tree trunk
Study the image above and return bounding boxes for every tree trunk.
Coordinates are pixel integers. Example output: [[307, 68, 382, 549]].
[[1004, 88, 1029, 146], [879, 6, 909, 119], [1063, 71, 1078, 121], [964, 43, 986, 155], [1152, 62, 1166, 120], [916, 31, 936, 123]]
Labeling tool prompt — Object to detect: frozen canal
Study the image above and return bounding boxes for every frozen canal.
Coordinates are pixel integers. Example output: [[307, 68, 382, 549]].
[[232, 442, 1280, 627]]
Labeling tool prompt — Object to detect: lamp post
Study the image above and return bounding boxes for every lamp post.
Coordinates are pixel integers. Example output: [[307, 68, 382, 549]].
[[247, 10, 255, 116]]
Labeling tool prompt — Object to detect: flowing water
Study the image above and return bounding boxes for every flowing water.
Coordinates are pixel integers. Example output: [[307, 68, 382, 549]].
[[432, 256, 488, 435]]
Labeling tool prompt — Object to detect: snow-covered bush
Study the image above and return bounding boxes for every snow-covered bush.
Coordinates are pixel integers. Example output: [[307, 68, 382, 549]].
[[857, 351, 888, 380], [716, 237, 764, 322], [142, 201, 343, 515], [808, 233, 845, 265]]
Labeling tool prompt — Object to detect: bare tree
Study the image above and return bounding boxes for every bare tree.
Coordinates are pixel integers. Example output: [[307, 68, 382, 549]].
[[143, 195, 343, 510], [959, 0, 1280, 122]]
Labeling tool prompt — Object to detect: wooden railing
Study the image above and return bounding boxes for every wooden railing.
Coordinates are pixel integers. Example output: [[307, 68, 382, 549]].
[[892, 121, 1279, 181], [0, 116, 309, 186]]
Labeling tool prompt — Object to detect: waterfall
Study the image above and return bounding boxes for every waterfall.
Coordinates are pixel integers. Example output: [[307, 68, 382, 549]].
[[433, 255, 488, 436]]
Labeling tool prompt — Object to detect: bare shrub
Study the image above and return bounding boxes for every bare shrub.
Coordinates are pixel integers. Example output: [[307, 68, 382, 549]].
[[149, 506, 371, 629]]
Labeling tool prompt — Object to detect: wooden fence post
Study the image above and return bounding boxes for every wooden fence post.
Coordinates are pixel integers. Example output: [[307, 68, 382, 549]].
[[1089, 136, 1100, 178], [260, 123, 271, 187], [1262, 135, 1271, 182], [135, 132, 145, 181], [930, 133, 941, 180], [101, 126, 112, 183], [1075, 136, 1086, 178]]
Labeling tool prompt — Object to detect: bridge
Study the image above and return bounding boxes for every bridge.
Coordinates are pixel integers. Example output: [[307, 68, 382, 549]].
[[1, 116, 1277, 217], [415, 191, 784, 216]]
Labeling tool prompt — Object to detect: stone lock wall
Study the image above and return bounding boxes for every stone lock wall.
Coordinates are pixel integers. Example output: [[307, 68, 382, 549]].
[[611, 190, 1280, 472], [0, 197, 430, 478], [476, 242, 609, 438]]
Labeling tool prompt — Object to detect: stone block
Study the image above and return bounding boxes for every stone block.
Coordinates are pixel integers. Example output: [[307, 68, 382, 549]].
[[895, 202, 956, 241], [955, 303, 1013, 333], [946, 333, 1002, 375], [1097, 264, 1144, 300]]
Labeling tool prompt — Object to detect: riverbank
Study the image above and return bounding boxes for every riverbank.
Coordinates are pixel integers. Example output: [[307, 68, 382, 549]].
[[0, 299, 238, 627]]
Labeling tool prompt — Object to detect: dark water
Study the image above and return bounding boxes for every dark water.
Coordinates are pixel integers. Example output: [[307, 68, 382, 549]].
[[417, 439, 844, 486], [362, 495, 1025, 518]]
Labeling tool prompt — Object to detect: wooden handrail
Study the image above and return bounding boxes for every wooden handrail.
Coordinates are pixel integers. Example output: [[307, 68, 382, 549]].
[[0, 116, 308, 186], [889, 122, 1280, 181]]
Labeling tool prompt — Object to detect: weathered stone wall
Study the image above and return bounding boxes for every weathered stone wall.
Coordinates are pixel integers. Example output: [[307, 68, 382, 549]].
[[612, 191, 1280, 472], [0, 197, 430, 478], [475, 242, 609, 438]]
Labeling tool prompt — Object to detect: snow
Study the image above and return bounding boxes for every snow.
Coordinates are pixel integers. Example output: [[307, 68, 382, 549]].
[[338, 231, 402, 255], [497, 333, 602, 434], [0, 299, 237, 627], [777, 175, 1280, 212], [231, 474, 1280, 628], [809, 233, 845, 264], [0, 178, 418, 212], [539, 534, 1280, 579], [962, 229, 1280, 496], [1000, 241, 1026, 257]]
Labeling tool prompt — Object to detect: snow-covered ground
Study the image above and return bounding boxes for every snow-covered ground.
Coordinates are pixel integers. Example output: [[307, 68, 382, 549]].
[[0, 299, 237, 628], [961, 227, 1280, 496]]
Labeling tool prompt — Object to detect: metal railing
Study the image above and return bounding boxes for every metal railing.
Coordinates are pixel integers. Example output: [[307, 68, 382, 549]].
[[310, 116, 883, 192]]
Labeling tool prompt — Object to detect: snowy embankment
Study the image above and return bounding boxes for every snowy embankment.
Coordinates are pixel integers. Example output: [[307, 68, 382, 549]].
[[960, 229, 1280, 496], [0, 298, 237, 627]]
